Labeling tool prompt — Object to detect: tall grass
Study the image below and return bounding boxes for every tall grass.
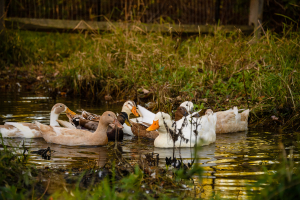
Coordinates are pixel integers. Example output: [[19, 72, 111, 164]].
[[1, 23, 300, 124]]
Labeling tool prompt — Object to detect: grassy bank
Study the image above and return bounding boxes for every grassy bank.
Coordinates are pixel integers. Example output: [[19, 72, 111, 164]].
[[1, 24, 300, 128]]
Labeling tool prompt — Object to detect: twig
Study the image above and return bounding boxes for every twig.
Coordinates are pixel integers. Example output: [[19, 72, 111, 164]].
[[37, 178, 51, 200], [114, 128, 118, 149], [242, 68, 250, 110], [257, 19, 267, 37]]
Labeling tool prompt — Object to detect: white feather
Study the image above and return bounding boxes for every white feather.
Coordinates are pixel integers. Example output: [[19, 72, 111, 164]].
[[3, 122, 35, 138]]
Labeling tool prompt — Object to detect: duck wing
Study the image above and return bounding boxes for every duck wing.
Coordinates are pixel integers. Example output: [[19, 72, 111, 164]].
[[137, 105, 155, 124], [81, 109, 101, 121], [1, 122, 40, 138], [56, 120, 76, 129], [131, 122, 158, 139], [79, 118, 98, 131]]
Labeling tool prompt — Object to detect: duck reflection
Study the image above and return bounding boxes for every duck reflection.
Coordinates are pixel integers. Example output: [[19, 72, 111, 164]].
[[153, 143, 217, 167], [11, 138, 110, 168]]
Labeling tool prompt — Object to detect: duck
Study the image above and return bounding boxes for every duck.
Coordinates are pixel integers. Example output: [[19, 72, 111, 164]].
[[179, 101, 194, 113], [36, 111, 123, 146], [177, 102, 250, 134], [215, 107, 249, 134], [0, 103, 73, 138], [123, 104, 154, 136], [131, 105, 190, 139], [60, 100, 139, 141], [146, 110, 217, 148]]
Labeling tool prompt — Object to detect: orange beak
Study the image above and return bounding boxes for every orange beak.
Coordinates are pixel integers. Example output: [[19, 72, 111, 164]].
[[131, 106, 139, 117], [65, 108, 77, 116], [146, 120, 159, 131], [113, 118, 123, 129]]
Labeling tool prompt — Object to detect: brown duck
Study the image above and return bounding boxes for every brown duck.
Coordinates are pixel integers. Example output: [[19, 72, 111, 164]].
[[62, 100, 139, 141], [36, 111, 123, 146], [132, 106, 189, 139]]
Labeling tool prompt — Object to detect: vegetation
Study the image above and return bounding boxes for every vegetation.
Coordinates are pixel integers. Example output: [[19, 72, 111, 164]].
[[0, 137, 205, 199], [253, 143, 300, 200], [1, 22, 300, 128]]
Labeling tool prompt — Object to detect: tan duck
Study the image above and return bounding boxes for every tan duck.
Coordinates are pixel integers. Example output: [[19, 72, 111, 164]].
[[131, 106, 189, 139], [182, 102, 250, 134], [0, 103, 73, 138], [36, 111, 123, 146], [215, 107, 249, 134], [59, 100, 139, 141]]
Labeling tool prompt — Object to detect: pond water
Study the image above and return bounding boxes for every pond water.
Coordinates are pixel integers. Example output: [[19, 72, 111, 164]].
[[1, 89, 299, 199]]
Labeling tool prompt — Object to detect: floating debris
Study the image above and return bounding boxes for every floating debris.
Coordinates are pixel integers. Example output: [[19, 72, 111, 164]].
[[144, 152, 159, 167], [31, 147, 54, 160]]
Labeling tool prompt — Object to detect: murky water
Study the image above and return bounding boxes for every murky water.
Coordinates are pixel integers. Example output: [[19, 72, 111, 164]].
[[1, 90, 299, 199]]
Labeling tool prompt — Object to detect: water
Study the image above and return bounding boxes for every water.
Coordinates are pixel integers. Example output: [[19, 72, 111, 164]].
[[1, 89, 299, 199]]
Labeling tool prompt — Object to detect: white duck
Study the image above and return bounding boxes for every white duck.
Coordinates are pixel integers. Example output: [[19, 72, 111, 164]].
[[179, 102, 250, 134], [146, 110, 217, 148], [0, 103, 73, 138]]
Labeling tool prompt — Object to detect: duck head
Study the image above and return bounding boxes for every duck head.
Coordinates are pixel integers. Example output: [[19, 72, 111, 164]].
[[119, 112, 132, 127], [180, 101, 194, 113], [101, 111, 123, 129], [122, 100, 139, 117], [146, 112, 172, 132], [174, 106, 188, 121], [205, 109, 213, 115], [50, 103, 75, 126], [52, 103, 74, 115]]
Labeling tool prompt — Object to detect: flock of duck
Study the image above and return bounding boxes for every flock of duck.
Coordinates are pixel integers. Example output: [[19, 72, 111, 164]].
[[0, 100, 250, 148]]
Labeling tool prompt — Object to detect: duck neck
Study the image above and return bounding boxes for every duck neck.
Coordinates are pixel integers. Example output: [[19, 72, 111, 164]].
[[93, 121, 108, 141], [158, 119, 173, 134], [117, 112, 127, 125], [50, 110, 60, 127]]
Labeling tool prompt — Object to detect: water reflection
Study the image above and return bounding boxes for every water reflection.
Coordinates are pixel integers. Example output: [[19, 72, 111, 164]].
[[1, 90, 300, 199], [2, 138, 108, 168]]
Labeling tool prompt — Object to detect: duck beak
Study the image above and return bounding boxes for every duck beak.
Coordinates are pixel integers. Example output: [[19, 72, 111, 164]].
[[190, 107, 194, 113], [146, 120, 159, 131], [131, 106, 139, 117], [113, 118, 123, 129], [65, 107, 77, 116], [124, 118, 132, 127], [184, 110, 188, 116]]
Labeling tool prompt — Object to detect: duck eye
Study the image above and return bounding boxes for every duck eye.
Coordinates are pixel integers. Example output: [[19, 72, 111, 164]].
[[59, 105, 62, 107], [108, 114, 111, 116]]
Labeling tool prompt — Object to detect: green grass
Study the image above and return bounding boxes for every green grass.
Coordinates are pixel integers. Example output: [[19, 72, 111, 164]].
[[1, 23, 300, 127]]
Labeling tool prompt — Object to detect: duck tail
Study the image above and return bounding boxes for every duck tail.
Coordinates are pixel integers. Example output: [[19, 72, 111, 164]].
[[2, 122, 36, 138], [35, 121, 55, 134], [241, 109, 250, 121], [233, 107, 241, 122]]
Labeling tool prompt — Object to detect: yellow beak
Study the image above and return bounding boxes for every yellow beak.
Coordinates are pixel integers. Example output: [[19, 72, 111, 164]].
[[65, 108, 77, 116], [146, 120, 159, 131], [124, 118, 132, 127], [131, 106, 139, 117]]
